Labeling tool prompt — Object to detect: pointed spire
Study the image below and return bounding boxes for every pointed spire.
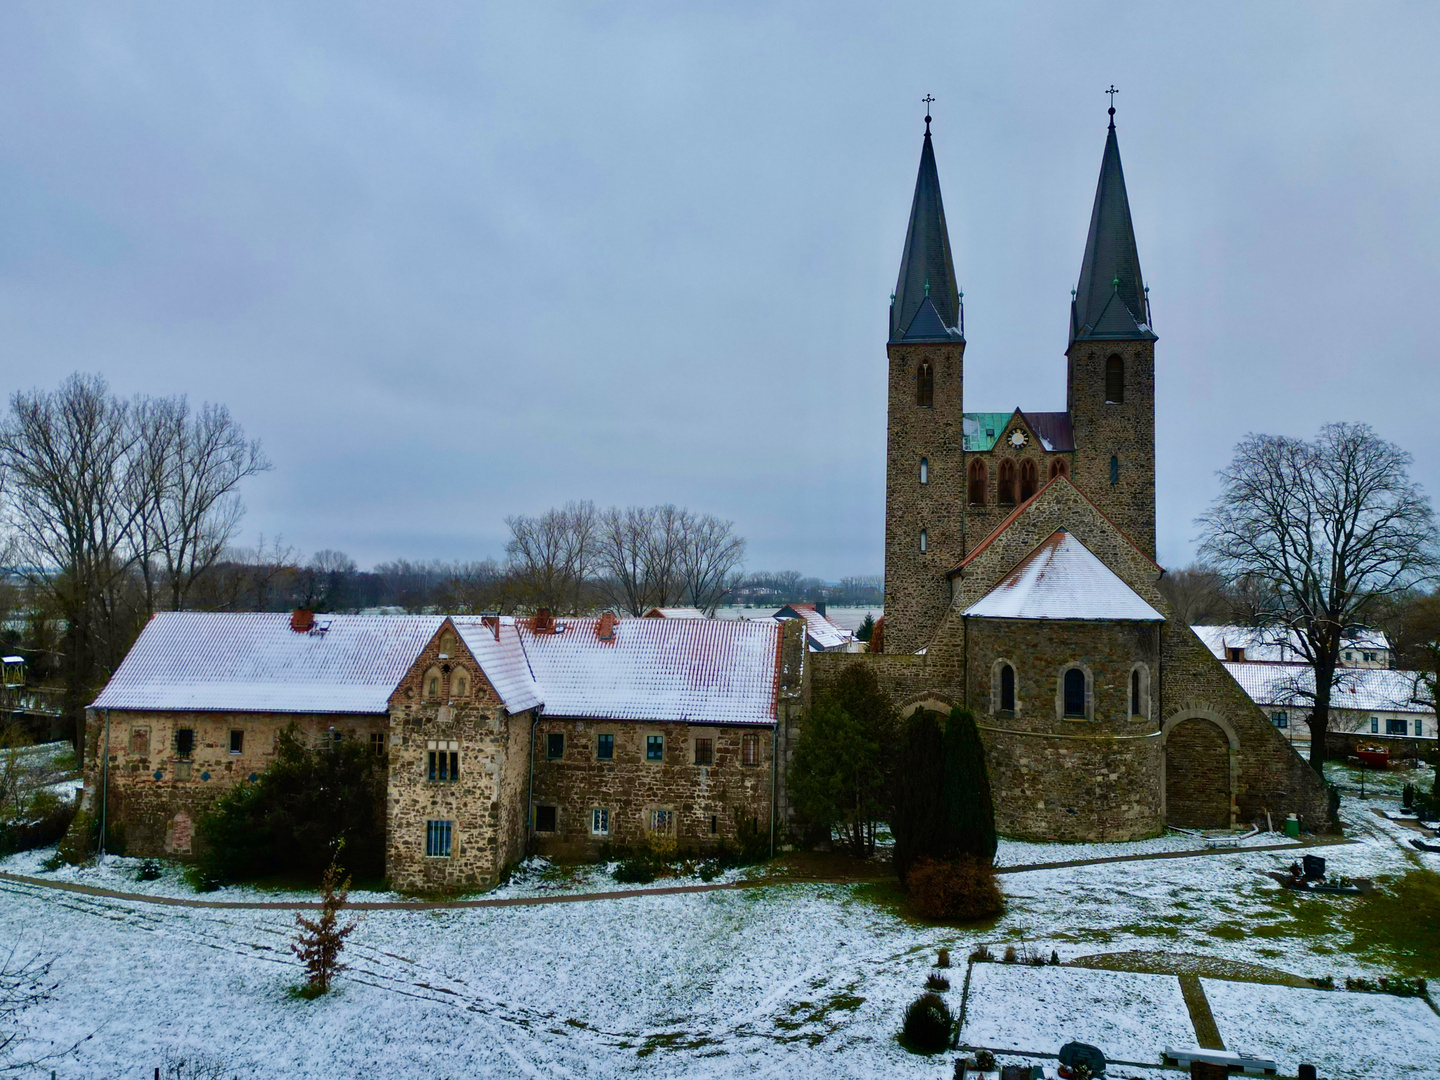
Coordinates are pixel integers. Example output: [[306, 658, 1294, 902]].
[[1070, 97, 1154, 343], [891, 106, 962, 343]]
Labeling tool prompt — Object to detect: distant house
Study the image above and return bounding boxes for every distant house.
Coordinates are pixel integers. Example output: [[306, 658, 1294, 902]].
[[771, 603, 855, 652], [1223, 660, 1434, 746], [1193, 625, 1392, 668], [643, 607, 708, 619]]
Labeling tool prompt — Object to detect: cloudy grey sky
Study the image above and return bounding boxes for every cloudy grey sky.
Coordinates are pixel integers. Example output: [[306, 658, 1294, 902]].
[[2, 3, 1437, 579]]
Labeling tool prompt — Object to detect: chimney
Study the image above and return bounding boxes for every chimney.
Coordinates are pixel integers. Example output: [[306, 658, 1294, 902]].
[[481, 614, 500, 640], [290, 609, 315, 633], [596, 611, 617, 642], [814, 601, 827, 617], [533, 608, 553, 634]]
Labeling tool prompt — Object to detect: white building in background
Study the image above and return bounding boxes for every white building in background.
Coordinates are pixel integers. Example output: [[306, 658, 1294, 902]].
[[1193, 625, 1392, 668], [1223, 660, 1435, 743]]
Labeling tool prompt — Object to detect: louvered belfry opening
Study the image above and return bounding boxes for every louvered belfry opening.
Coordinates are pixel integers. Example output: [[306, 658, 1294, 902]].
[[997, 459, 1017, 505], [1019, 459, 1038, 502], [915, 362, 934, 407], [968, 458, 987, 505]]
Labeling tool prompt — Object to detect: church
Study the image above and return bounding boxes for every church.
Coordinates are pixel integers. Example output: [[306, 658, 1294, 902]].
[[810, 102, 1330, 840]]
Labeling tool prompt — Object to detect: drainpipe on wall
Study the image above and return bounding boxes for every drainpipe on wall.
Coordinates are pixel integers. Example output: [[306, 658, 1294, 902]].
[[99, 709, 110, 858], [526, 706, 543, 854]]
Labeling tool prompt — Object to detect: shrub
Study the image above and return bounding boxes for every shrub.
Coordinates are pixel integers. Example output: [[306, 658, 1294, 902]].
[[969, 944, 993, 963], [0, 790, 77, 856], [292, 855, 357, 997], [898, 991, 953, 1053], [943, 709, 997, 863], [924, 973, 949, 992], [196, 724, 386, 885], [1003, 944, 1017, 963], [1050, 950, 1061, 966], [1403, 783, 1415, 810], [612, 858, 657, 884], [974, 1049, 996, 1070], [893, 709, 946, 882], [135, 859, 163, 882], [936, 947, 950, 969], [733, 812, 769, 863], [906, 857, 1005, 922], [57, 806, 98, 865]]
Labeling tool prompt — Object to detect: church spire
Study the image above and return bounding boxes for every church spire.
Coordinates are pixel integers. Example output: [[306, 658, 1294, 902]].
[[1070, 95, 1154, 343], [890, 103, 962, 343]]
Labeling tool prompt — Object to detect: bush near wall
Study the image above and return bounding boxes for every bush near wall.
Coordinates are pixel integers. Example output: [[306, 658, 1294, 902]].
[[905, 856, 1004, 922]]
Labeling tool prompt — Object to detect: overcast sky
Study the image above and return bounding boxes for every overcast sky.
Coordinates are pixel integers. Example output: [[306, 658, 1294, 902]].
[[2, 4, 1437, 580]]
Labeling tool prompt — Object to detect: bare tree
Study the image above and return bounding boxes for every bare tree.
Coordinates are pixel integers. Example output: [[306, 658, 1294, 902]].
[[1157, 563, 1234, 625], [641, 505, 687, 610], [505, 501, 597, 613], [594, 505, 653, 615], [131, 397, 270, 612], [1198, 422, 1438, 769], [432, 559, 513, 614], [678, 512, 745, 614], [295, 550, 358, 612], [0, 375, 147, 757]]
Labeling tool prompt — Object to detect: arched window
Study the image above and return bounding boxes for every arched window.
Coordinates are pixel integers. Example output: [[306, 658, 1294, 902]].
[[919, 529, 927, 553], [997, 459, 1017, 506], [968, 458, 988, 505], [423, 666, 443, 701], [1105, 355, 1124, 404], [1049, 457, 1070, 481], [1019, 459, 1038, 502], [1109, 455, 1120, 486], [1129, 664, 1150, 719], [1000, 663, 1016, 713], [452, 668, 470, 698], [919, 457, 929, 485], [1062, 667, 1087, 718], [916, 362, 934, 407]]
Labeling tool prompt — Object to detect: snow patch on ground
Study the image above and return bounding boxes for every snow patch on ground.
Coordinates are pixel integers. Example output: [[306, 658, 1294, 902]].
[[960, 963, 1193, 1064], [1203, 979, 1440, 1079]]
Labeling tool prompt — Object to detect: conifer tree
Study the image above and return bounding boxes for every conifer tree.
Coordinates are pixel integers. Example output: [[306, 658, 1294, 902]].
[[292, 853, 358, 997], [893, 709, 946, 882], [944, 707, 997, 864]]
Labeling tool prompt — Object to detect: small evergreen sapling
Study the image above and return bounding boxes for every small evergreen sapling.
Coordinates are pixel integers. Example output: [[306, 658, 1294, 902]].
[[292, 855, 358, 997]]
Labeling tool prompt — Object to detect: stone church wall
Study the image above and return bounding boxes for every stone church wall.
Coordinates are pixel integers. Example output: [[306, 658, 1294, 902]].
[[965, 618, 1164, 842]]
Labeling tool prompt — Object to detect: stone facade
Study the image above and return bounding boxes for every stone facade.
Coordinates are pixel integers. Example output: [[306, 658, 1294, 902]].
[[384, 623, 533, 892], [529, 720, 774, 858], [1066, 339, 1157, 559], [884, 339, 966, 656], [82, 709, 387, 858]]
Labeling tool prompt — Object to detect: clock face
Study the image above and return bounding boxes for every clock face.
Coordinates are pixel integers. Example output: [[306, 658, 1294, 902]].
[[1008, 430, 1028, 449]]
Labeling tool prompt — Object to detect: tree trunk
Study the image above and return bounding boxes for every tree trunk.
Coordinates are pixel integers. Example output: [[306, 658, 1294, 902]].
[[1308, 659, 1337, 773]]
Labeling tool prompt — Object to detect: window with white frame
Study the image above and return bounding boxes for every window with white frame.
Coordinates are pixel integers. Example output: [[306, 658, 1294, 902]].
[[1271, 711, 1288, 729], [649, 808, 674, 834], [591, 808, 610, 836], [425, 820, 453, 858]]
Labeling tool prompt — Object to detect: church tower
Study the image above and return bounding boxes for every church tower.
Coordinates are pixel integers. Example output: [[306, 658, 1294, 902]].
[[883, 112, 965, 655], [1066, 103, 1157, 558]]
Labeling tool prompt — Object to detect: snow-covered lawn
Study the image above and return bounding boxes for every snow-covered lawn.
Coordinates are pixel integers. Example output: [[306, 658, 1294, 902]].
[[960, 964, 1193, 1064], [1204, 979, 1440, 1079], [994, 829, 1297, 869], [0, 778, 1434, 1077]]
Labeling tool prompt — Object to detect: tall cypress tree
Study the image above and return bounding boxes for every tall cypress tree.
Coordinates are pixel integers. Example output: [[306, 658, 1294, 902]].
[[943, 707, 997, 864], [893, 709, 946, 882]]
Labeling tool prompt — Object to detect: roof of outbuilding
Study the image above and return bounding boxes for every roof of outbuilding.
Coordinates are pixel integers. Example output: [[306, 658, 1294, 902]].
[[518, 616, 780, 725], [963, 530, 1164, 622], [1223, 661, 1434, 715], [773, 604, 852, 650], [1194, 625, 1392, 664], [643, 607, 708, 619], [90, 612, 445, 714]]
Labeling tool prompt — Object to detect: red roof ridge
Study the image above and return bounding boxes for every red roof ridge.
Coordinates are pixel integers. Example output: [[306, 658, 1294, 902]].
[[949, 474, 1162, 576]]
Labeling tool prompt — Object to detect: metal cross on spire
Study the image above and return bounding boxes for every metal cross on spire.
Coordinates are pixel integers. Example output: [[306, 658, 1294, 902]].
[[922, 94, 935, 134], [1106, 84, 1118, 127]]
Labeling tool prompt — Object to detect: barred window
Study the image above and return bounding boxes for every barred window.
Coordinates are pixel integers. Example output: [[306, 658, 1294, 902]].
[[425, 820, 453, 858], [650, 809, 674, 834], [175, 729, 195, 758], [591, 808, 610, 835], [694, 738, 714, 766], [741, 732, 760, 767]]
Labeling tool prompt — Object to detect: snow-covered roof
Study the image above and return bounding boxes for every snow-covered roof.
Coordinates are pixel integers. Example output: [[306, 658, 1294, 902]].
[[451, 617, 542, 715], [643, 607, 708, 619], [772, 604, 852, 650], [1193, 625, 1392, 664], [91, 612, 445, 714], [1223, 661, 1434, 715], [963, 530, 1164, 622], [518, 616, 779, 725]]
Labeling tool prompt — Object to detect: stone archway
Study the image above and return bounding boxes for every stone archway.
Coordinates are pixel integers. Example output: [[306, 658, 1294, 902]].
[[899, 696, 956, 719], [1162, 711, 1238, 830]]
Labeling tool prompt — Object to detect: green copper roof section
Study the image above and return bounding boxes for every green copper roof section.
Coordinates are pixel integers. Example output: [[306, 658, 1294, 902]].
[[890, 120, 962, 343], [962, 413, 1014, 452], [1070, 110, 1155, 344]]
